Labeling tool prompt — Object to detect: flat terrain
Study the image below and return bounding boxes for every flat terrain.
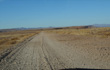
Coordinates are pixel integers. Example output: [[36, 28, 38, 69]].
[[0, 30, 40, 53], [0, 31, 110, 70], [0, 27, 110, 70]]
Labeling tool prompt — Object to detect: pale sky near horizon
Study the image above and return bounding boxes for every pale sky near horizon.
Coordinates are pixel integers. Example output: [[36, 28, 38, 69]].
[[0, 0, 110, 29]]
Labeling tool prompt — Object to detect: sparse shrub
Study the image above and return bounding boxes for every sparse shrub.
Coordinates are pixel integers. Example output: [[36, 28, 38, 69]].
[[10, 41, 17, 44]]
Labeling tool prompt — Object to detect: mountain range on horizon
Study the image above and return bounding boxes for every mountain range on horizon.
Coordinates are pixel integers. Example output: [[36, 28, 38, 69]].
[[93, 24, 110, 27], [0, 24, 110, 31]]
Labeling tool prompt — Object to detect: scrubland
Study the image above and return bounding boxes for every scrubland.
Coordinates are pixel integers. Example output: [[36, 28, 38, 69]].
[[0, 27, 110, 69], [45, 27, 110, 69], [1, 27, 110, 53], [46, 27, 110, 38], [0, 30, 40, 53]]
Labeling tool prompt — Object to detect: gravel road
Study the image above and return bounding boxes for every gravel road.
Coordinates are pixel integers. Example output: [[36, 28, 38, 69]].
[[0, 32, 110, 70]]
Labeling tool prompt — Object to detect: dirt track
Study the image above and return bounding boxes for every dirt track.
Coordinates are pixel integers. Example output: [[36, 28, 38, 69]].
[[0, 32, 110, 70]]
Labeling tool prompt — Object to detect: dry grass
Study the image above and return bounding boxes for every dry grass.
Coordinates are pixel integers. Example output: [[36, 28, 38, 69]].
[[0, 29, 41, 52], [46, 27, 110, 38], [1, 27, 110, 53]]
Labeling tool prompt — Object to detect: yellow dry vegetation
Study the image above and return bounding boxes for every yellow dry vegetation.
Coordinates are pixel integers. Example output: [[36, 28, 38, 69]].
[[46, 27, 110, 38], [0, 30, 41, 52]]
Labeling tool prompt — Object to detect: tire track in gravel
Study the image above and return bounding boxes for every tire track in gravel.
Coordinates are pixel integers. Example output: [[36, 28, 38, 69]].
[[0, 32, 68, 70], [0, 32, 109, 70]]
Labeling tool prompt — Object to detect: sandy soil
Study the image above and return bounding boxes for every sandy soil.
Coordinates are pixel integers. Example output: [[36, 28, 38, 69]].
[[48, 33, 110, 69], [0, 32, 110, 70]]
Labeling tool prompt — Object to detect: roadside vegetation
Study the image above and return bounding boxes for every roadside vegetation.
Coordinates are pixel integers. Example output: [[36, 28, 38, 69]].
[[0, 30, 41, 53], [46, 27, 110, 38], [1, 27, 110, 53]]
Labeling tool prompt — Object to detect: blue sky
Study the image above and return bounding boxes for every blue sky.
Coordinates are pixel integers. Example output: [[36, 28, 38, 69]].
[[0, 0, 110, 29]]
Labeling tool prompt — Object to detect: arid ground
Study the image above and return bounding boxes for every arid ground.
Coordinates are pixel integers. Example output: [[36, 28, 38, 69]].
[[0, 27, 110, 70]]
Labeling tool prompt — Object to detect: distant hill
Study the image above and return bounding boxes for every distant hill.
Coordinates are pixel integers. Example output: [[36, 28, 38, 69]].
[[53, 25, 94, 29], [0, 27, 44, 32], [11, 27, 45, 30], [2, 24, 110, 32], [93, 24, 110, 27], [0, 29, 17, 32]]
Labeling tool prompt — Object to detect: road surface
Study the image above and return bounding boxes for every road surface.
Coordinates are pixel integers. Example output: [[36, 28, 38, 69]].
[[0, 32, 109, 70]]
